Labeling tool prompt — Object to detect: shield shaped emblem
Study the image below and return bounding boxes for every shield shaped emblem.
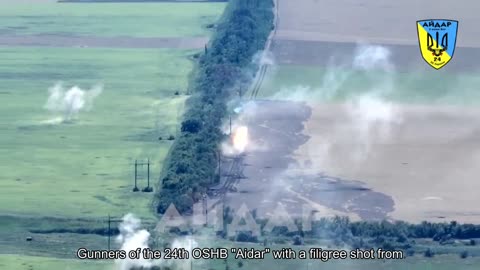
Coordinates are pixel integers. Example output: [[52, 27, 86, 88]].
[[417, 19, 458, 69]]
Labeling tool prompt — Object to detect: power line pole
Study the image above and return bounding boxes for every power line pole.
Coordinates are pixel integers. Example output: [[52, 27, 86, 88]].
[[147, 158, 150, 190], [202, 194, 208, 227], [133, 159, 152, 192], [133, 160, 139, 192], [107, 215, 122, 250], [107, 214, 111, 250]]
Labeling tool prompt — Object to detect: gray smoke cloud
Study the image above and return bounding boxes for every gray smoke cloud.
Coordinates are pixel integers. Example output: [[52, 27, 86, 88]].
[[271, 44, 403, 162], [221, 44, 404, 219], [115, 213, 198, 270], [43, 82, 103, 123], [116, 214, 152, 270]]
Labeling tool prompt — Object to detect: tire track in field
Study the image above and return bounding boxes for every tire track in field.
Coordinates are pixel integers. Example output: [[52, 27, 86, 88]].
[[249, 0, 278, 99]]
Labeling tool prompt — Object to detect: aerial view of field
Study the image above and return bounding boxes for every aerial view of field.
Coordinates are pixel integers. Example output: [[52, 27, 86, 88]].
[[221, 0, 480, 268], [239, 0, 480, 223], [0, 0, 225, 268], [0, 0, 225, 219], [3, 0, 480, 270]]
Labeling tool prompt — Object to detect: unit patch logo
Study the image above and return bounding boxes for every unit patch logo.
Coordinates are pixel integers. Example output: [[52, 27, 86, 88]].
[[417, 19, 458, 69]]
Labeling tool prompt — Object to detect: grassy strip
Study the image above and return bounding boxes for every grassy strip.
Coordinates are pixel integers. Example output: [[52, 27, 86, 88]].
[[0, 2, 225, 38], [155, 0, 274, 213]]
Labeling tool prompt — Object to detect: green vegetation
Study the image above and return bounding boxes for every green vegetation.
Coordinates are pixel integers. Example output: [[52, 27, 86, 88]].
[[0, 47, 195, 218], [251, 217, 480, 256], [3, 1, 480, 270], [254, 65, 480, 105], [222, 254, 480, 270], [155, 0, 274, 214], [0, 0, 227, 219], [0, 2, 225, 38], [0, 215, 153, 258], [0, 255, 108, 270]]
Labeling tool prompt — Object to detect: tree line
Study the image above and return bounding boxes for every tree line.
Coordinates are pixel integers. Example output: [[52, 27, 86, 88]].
[[260, 216, 480, 251], [155, 0, 274, 214]]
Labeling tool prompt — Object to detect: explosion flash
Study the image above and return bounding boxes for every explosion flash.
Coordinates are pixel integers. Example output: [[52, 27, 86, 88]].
[[232, 126, 249, 153]]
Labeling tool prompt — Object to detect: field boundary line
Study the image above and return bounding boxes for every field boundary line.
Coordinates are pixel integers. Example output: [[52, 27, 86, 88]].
[[249, 0, 278, 100]]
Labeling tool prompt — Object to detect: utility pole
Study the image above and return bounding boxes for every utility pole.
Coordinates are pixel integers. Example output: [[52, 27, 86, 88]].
[[133, 159, 152, 192], [202, 194, 208, 226], [147, 158, 150, 190], [218, 150, 222, 178], [133, 160, 138, 192], [107, 214, 111, 250], [107, 215, 122, 250]]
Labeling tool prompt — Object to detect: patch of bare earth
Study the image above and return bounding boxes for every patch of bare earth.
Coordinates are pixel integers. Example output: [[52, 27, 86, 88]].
[[275, 0, 480, 47], [272, 0, 480, 69], [295, 103, 480, 223], [222, 100, 394, 221], [246, 0, 480, 224]]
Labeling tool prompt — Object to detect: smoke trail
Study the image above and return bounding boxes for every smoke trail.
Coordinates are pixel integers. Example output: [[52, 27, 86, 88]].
[[43, 82, 103, 123], [345, 44, 402, 159]]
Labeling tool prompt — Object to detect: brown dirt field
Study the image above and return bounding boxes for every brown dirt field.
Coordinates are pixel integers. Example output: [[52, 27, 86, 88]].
[[275, 0, 480, 47], [295, 103, 480, 223], [271, 39, 480, 72], [0, 35, 209, 49], [250, 0, 480, 225], [272, 0, 480, 67], [223, 100, 395, 221]]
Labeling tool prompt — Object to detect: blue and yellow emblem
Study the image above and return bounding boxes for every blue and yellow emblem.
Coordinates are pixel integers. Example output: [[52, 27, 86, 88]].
[[417, 19, 458, 69]]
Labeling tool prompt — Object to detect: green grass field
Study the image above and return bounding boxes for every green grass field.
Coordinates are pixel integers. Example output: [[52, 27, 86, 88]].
[[3, 3, 480, 270], [0, 47, 198, 219], [0, 0, 226, 221], [0, 2, 226, 38], [2, 253, 479, 270], [0, 255, 109, 270], [254, 65, 480, 105], [153, 237, 480, 270], [0, 236, 480, 270], [0, 2, 228, 269]]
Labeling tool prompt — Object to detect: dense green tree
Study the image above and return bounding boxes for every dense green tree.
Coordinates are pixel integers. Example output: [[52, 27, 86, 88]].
[[155, 0, 274, 214]]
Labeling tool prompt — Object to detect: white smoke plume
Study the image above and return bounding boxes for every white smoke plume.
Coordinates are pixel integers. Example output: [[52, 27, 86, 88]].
[[116, 214, 152, 270], [43, 82, 103, 122], [345, 93, 403, 160], [352, 44, 394, 72], [273, 44, 403, 162], [345, 44, 402, 158], [252, 49, 276, 66], [167, 237, 199, 270], [115, 213, 199, 270]]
